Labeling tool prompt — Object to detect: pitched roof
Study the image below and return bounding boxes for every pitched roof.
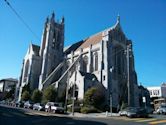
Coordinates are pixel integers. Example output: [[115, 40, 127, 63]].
[[64, 17, 122, 53], [76, 32, 103, 51], [79, 71, 98, 81], [64, 40, 83, 55], [31, 44, 40, 56], [0, 78, 18, 83]]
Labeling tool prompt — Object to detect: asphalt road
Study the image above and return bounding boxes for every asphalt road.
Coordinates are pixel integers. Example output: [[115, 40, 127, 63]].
[[0, 105, 166, 125]]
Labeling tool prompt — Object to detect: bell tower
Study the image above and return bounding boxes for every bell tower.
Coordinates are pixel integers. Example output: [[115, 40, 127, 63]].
[[39, 12, 64, 90]]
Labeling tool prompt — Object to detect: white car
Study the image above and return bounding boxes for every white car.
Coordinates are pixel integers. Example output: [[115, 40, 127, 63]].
[[156, 105, 166, 114], [33, 103, 45, 111], [45, 102, 54, 112], [45, 102, 64, 113], [51, 103, 64, 113]]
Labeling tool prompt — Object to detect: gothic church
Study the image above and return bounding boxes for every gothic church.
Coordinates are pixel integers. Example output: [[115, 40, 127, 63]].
[[18, 13, 140, 108]]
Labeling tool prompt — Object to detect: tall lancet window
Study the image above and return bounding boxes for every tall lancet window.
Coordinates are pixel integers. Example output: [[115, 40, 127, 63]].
[[82, 55, 88, 72], [52, 31, 56, 48], [94, 52, 98, 71], [24, 60, 30, 82]]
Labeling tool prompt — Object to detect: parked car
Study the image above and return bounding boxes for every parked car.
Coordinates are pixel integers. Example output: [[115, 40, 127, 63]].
[[45, 102, 64, 113], [126, 107, 149, 118], [156, 105, 166, 114], [24, 101, 34, 109], [119, 107, 135, 116], [15, 101, 24, 107], [45, 102, 54, 112], [51, 102, 64, 113], [33, 103, 45, 111]]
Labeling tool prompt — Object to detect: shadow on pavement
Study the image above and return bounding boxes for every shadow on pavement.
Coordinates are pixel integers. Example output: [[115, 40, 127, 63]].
[[0, 106, 107, 125]]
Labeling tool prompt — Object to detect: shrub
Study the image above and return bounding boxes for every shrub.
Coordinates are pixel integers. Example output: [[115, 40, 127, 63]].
[[80, 106, 99, 114], [83, 87, 105, 109], [21, 90, 30, 101]]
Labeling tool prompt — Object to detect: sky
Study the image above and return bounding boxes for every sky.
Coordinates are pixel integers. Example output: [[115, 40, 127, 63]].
[[0, 0, 165, 87]]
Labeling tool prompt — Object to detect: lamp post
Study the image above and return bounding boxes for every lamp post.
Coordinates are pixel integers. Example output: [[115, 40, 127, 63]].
[[109, 66, 114, 116]]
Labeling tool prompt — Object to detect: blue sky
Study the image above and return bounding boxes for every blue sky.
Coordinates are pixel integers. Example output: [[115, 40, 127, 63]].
[[0, 0, 165, 87]]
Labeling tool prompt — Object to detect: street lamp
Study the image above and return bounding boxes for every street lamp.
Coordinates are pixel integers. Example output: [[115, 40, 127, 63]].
[[109, 66, 114, 116]]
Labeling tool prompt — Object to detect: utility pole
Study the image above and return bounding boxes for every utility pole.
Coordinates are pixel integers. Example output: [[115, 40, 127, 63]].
[[126, 44, 131, 107], [72, 67, 77, 116], [64, 72, 70, 113], [110, 94, 112, 116]]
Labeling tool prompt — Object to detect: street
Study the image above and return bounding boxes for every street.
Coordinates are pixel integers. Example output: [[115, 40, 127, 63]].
[[0, 105, 166, 125]]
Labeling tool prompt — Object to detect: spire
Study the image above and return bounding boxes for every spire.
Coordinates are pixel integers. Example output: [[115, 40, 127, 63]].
[[50, 11, 55, 23], [61, 16, 65, 24], [113, 14, 121, 30], [51, 11, 55, 19], [117, 14, 120, 23]]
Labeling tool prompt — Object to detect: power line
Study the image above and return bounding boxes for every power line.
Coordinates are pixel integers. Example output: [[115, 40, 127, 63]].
[[3, 0, 40, 41]]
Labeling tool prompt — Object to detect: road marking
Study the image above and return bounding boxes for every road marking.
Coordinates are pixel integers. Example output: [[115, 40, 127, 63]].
[[149, 120, 166, 124], [135, 118, 157, 122], [123, 118, 145, 121]]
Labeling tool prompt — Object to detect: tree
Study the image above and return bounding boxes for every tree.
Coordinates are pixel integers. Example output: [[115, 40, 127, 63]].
[[22, 84, 30, 94], [31, 89, 42, 103], [42, 86, 57, 103], [4, 85, 15, 100], [21, 90, 30, 101], [83, 87, 105, 108]]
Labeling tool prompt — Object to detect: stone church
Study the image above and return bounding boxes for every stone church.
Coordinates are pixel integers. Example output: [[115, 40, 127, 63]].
[[18, 12, 140, 108]]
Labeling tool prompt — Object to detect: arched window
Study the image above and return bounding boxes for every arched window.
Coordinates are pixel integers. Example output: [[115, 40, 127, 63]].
[[23, 60, 30, 82], [66, 60, 71, 69], [94, 52, 98, 71], [82, 55, 88, 72]]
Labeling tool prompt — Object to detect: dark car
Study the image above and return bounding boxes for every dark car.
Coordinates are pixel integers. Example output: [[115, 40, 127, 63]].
[[119, 107, 135, 116], [24, 101, 34, 109], [15, 101, 25, 107], [33, 103, 45, 111], [126, 107, 149, 118]]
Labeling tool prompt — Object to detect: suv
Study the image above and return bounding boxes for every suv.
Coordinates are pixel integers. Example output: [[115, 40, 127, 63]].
[[51, 103, 64, 113], [156, 105, 166, 114], [45, 102, 64, 113], [45, 102, 54, 112]]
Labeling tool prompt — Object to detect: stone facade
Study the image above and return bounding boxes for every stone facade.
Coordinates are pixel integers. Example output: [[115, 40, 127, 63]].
[[18, 13, 140, 108]]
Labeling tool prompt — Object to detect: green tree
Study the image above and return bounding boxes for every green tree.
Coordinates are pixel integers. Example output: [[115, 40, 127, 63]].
[[4, 85, 15, 100], [22, 84, 30, 94], [42, 86, 57, 103], [21, 90, 30, 101], [83, 87, 105, 108], [31, 89, 42, 103]]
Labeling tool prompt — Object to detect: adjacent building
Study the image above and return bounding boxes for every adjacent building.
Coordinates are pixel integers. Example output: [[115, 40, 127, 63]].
[[147, 83, 166, 98], [18, 12, 140, 108], [0, 78, 18, 100]]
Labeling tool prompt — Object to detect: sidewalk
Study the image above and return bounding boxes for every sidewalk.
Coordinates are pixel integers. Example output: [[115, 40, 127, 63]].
[[68, 112, 120, 118]]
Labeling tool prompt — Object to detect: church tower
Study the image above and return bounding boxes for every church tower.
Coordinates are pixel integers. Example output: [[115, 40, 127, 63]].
[[39, 12, 64, 90]]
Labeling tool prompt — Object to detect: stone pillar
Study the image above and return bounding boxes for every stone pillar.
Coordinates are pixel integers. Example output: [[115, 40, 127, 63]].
[[87, 45, 92, 73]]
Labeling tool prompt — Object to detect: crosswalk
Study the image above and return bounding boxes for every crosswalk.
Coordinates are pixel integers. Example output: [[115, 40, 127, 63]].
[[114, 117, 166, 124]]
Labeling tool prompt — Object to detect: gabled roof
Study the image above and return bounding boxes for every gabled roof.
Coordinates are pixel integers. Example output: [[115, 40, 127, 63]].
[[79, 71, 98, 81], [64, 16, 122, 54], [76, 32, 103, 51]]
